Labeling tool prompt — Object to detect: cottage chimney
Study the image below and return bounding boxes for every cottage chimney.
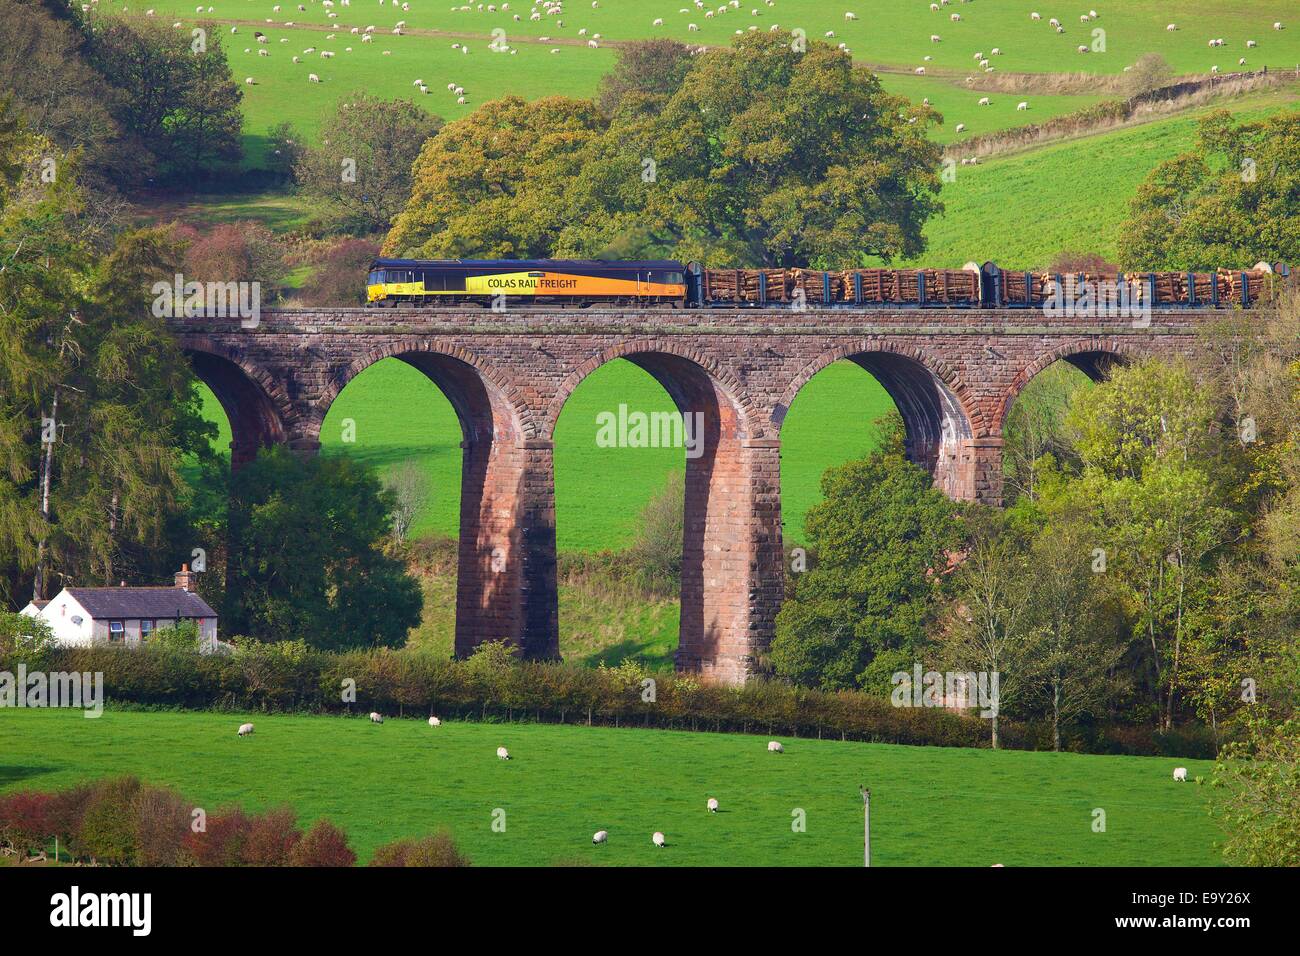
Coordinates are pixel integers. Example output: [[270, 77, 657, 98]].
[[174, 564, 195, 592]]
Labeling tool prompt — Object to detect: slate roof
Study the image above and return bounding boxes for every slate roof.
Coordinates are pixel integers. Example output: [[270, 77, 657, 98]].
[[63, 588, 217, 620]]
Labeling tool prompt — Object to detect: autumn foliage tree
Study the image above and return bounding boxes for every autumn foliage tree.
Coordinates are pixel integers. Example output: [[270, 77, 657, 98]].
[[387, 32, 942, 267]]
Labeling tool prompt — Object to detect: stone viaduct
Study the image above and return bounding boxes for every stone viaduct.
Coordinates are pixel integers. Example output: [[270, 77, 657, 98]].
[[170, 305, 1217, 683]]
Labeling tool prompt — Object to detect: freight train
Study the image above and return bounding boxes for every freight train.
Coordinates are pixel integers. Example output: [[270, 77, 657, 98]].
[[366, 258, 1290, 309]]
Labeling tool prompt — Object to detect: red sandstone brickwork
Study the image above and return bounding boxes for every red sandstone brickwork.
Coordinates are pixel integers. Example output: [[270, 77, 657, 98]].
[[171, 307, 1216, 683]]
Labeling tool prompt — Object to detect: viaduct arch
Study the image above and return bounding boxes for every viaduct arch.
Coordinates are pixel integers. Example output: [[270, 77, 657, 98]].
[[176, 306, 1213, 684]]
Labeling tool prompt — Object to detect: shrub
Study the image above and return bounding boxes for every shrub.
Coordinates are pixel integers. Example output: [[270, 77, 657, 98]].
[[0, 790, 55, 856], [77, 777, 143, 865], [243, 806, 302, 866], [369, 830, 470, 867], [183, 806, 251, 867], [134, 784, 193, 867], [289, 819, 356, 867], [47, 783, 95, 856]]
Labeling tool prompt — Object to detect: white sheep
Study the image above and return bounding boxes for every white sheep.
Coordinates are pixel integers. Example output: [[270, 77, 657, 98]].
[[954, 122, 966, 132], [592, 830, 608, 844], [1246, 39, 1257, 47], [1077, 45, 1089, 53], [369, 711, 383, 723], [309, 72, 321, 81], [1049, 17, 1059, 27], [245, 76, 256, 84], [844, 11, 857, 21], [497, 746, 511, 760], [767, 740, 784, 753], [950, 12, 960, 21], [707, 797, 719, 813], [1017, 101, 1029, 110], [652, 831, 666, 847], [1173, 767, 1188, 782], [930, 34, 941, 42], [238, 722, 255, 736], [915, 66, 926, 73], [1030, 12, 1040, 20], [1274, 22, 1284, 31], [1167, 23, 1177, 32], [978, 96, 991, 105], [428, 716, 442, 726]]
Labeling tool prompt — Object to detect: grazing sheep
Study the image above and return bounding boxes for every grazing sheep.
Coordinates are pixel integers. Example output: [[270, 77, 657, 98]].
[[707, 798, 719, 813], [844, 11, 857, 21], [1246, 40, 1257, 47], [652, 831, 666, 847], [1030, 12, 1040, 20], [930, 34, 941, 42], [245, 76, 255, 84], [238, 722, 255, 736], [767, 740, 784, 753], [915, 66, 926, 73], [1173, 767, 1188, 782], [497, 746, 511, 760], [592, 830, 608, 844], [369, 711, 383, 723], [1239, 57, 1247, 65], [930, 2, 938, 10], [1274, 22, 1283, 31], [950, 13, 960, 21], [1167, 23, 1177, 32], [978, 96, 991, 105], [954, 122, 966, 132], [428, 716, 442, 727], [1077, 45, 1089, 53], [1049, 17, 1059, 27], [1017, 101, 1029, 110]]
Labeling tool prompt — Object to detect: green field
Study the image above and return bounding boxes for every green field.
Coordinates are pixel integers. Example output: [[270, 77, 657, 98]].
[[895, 87, 1300, 268], [0, 708, 1221, 866], [113, 0, 1300, 159]]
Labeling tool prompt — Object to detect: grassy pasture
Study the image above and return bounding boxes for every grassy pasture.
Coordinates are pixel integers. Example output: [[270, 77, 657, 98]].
[[113, 0, 1300, 157], [893, 87, 1300, 268], [0, 708, 1221, 866]]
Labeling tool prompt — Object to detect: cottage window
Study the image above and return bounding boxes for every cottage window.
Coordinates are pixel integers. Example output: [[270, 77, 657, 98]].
[[109, 620, 125, 643], [140, 619, 154, 641]]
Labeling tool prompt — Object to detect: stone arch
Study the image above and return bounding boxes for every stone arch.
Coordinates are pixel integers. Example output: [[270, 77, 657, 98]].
[[995, 337, 1142, 433], [777, 341, 982, 501], [547, 342, 773, 684], [318, 340, 556, 661], [319, 338, 538, 442], [543, 339, 759, 441], [183, 343, 292, 470]]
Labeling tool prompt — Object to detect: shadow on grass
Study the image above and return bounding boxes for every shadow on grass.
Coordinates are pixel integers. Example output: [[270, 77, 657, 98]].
[[0, 764, 59, 789]]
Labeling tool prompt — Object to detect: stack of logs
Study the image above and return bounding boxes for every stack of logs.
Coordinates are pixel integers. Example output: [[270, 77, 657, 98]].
[[700, 268, 980, 304], [999, 269, 1271, 305]]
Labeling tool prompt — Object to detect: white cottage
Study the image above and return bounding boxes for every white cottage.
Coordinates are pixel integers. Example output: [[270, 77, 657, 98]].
[[21, 566, 218, 650]]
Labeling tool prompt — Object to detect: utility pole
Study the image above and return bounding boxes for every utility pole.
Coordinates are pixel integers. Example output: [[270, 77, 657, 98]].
[[860, 786, 871, 867]]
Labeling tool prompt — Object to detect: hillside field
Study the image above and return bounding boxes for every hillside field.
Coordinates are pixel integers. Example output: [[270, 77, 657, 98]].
[[0, 709, 1221, 866], [113, 0, 1300, 159]]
